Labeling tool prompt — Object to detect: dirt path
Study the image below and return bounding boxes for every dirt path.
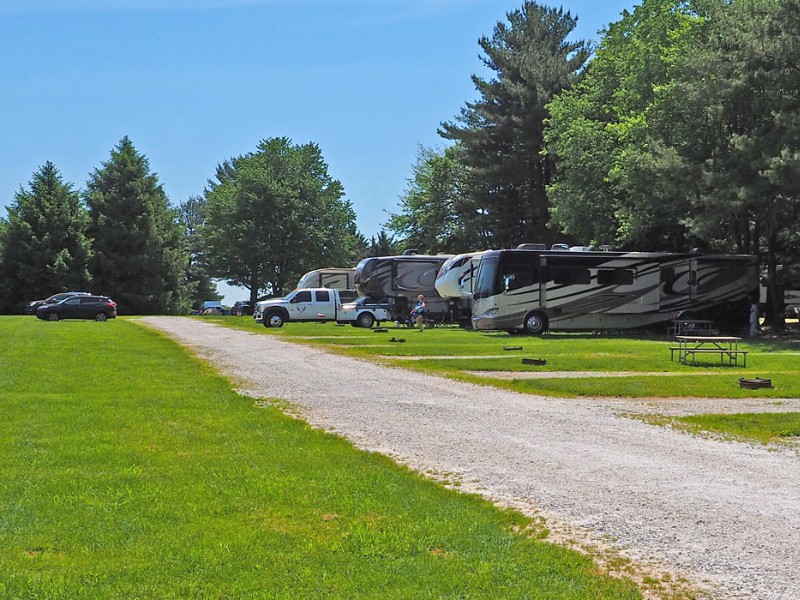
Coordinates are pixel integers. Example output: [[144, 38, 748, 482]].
[[138, 318, 800, 600]]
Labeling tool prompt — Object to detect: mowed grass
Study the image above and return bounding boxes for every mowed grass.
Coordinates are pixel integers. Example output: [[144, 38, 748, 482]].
[[214, 316, 800, 399], [676, 413, 800, 445], [0, 317, 639, 599]]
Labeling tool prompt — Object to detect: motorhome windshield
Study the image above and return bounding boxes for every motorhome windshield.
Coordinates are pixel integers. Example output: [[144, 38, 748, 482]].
[[473, 255, 499, 299]]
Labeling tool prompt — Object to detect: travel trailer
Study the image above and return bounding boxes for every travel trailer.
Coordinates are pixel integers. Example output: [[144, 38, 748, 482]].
[[470, 248, 759, 334], [295, 267, 356, 290], [354, 252, 454, 322]]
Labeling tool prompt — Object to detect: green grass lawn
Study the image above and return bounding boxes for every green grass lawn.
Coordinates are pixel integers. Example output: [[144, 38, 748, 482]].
[[0, 317, 640, 599], [213, 315, 800, 399]]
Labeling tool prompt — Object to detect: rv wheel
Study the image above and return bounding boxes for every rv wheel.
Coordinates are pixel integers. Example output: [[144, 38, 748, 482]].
[[523, 311, 548, 335]]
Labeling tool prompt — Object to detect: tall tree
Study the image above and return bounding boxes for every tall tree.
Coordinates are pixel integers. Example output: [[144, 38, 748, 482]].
[[0, 162, 91, 312], [178, 195, 219, 309], [545, 0, 702, 250], [440, 1, 591, 248], [203, 137, 358, 303], [666, 0, 800, 324], [86, 137, 189, 314]]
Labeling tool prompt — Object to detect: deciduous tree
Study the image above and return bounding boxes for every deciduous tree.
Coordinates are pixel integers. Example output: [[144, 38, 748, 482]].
[[203, 137, 358, 303]]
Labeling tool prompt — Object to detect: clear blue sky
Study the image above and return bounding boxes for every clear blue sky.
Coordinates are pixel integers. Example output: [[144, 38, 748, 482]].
[[1, 0, 634, 301]]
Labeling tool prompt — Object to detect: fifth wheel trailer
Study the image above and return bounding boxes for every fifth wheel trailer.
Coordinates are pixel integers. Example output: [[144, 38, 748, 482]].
[[354, 253, 460, 323]]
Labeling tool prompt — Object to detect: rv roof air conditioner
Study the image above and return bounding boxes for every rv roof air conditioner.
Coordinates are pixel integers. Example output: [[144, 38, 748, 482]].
[[402, 249, 419, 255], [516, 243, 546, 250], [550, 243, 570, 251]]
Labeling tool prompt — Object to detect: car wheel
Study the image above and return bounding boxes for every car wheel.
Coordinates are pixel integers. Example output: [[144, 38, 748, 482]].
[[48, 313, 60, 322], [523, 311, 547, 335], [95, 312, 108, 322], [265, 311, 285, 328], [357, 312, 375, 328]]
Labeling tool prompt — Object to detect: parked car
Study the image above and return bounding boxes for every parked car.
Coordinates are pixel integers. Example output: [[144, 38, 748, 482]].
[[26, 291, 90, 314], [36, 295, 117, 321], [231, 300, 251, 316], [198, 300, 228, 315]]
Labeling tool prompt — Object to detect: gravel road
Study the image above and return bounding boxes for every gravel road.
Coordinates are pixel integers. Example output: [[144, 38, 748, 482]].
[[138, 318, 800, 600]]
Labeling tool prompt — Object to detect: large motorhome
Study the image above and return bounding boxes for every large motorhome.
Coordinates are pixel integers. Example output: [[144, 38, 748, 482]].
[[354, 252, 455, 322], [471, 248, 759, 334], [295, 267, 355, 290]]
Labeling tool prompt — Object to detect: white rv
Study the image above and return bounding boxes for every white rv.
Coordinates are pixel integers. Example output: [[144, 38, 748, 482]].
[[471, 248, 759, 334], [295, 267, 355, 290], [434, 251, 487, 299]]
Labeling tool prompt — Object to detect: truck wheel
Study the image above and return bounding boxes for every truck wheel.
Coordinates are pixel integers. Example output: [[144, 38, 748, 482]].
[[357, 312, 375, 328], [264, 311, 285, 328], [523, 311, 547, 335]]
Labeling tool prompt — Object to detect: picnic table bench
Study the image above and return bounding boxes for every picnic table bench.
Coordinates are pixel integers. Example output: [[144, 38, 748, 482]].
[[670, 335, 748, 366]]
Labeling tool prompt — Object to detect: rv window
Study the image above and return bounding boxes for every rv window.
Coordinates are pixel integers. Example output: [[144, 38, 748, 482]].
[[292, 291, 312, 303], [315, 290, 330, 302], [598, 269, 634, 286], [552, 268, 591, 285], [660, 267, 675, 284], [499, 260, 538, 291]]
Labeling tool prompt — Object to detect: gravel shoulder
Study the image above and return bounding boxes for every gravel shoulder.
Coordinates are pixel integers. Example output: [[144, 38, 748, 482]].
[[138, 318, 800, 600]]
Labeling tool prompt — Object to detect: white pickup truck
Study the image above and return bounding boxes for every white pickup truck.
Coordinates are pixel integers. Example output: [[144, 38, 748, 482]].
[[254, 288, 391, 328]]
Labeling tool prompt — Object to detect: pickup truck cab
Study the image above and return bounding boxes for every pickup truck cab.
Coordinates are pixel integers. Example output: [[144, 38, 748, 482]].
[[253, 288, 358, 327]]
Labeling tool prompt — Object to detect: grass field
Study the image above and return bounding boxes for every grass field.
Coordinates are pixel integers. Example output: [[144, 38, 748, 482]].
[[214, 316, 800, 399], [0, 317, 641, 599]]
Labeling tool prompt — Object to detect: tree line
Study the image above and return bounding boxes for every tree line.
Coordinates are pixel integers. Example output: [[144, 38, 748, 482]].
[[2, 0, 799, 321], [386, 0, 800, 325], [0, 137, 385, 314]]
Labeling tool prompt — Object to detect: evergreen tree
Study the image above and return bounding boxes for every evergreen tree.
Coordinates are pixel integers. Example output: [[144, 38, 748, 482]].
[[440, 1, 591, 248], [86, 137, 189, 314], [368, 230, 400, 257], [203, 137, 358, 302], [179, 195, 220, 309], [0, 162, 91, 313]]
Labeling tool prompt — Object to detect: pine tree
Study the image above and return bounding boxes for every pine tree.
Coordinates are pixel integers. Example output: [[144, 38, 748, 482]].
[[0, 162, 91, 313], [86, 137, 189, 314], [440, 2, 590, 248]]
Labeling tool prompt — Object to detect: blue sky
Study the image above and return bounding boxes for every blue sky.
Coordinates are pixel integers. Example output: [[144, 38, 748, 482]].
[[1, 0, 634, 301]]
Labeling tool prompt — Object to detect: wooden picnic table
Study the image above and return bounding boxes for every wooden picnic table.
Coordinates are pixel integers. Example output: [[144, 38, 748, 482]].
[[671, 335, 747, 366]]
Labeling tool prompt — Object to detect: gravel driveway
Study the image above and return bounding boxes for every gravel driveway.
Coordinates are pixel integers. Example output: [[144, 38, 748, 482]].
[[138, 318, 800, 600]]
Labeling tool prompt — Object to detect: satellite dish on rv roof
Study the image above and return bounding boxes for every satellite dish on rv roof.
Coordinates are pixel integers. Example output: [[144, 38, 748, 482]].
[[516, 243, 546, 250]]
